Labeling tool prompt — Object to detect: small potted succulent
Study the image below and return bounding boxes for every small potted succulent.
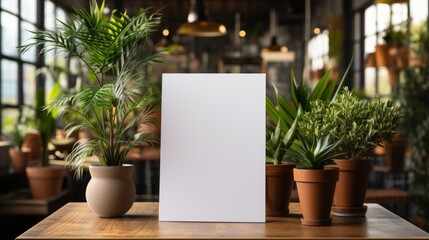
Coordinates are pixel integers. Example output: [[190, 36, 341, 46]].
[[265, 108, 300, 217], [286, 135, 341, 226], [20, 0, 167, 217], [298, 87, 402, 217]]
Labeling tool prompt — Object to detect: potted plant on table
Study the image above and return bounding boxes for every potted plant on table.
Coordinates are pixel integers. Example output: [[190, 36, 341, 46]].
[[20, 0, 167, 217], [265, 109, 300, 217], [286, 135, 341, 226], [298, 88, 402, 217]]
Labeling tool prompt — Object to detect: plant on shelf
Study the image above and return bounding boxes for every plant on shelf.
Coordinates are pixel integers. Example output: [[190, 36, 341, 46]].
[[286, 135, 341, 226], [297, 87, 402, 217], [382, 25, 407, 47], [5, 118, 31, 170], [265, 108, 300, 217], [19, 0, 168, 217]]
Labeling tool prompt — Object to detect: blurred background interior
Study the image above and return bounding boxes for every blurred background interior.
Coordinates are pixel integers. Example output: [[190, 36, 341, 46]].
[[0, 0, 429, 239]]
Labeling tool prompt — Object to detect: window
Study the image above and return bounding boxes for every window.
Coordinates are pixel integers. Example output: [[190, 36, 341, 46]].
[[308, 30, 329, 84], [0, 0, 68, 134], [360, 0, 428, 98]]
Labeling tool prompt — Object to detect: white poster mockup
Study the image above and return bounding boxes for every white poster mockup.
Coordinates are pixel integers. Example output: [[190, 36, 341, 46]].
[[159, 73, 265, 223]]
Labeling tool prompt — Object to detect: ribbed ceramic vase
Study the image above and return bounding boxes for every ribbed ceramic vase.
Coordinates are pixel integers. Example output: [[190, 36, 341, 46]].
[[86, 164, 136, 218]]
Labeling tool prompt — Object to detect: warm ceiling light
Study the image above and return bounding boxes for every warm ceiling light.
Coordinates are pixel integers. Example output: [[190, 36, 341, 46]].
[[162, 29, 170, 37], [239, 30, 246, 38], [313, 27, 321, 35], [178, 0, 227, 37]]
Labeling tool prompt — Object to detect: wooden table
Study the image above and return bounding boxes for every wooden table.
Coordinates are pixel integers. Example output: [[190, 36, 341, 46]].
[[17, 202, 429, 239]]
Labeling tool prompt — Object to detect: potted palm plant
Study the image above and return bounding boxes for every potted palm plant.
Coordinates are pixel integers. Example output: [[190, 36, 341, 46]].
[[20, 0, 167, 217], [298, 88, 402, 217], [265, 109, 300, 217], [286, 135, 341, 226]]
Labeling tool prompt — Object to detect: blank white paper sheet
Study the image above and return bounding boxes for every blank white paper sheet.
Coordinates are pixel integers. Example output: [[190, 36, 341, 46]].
[[159, 73, 266, 222]]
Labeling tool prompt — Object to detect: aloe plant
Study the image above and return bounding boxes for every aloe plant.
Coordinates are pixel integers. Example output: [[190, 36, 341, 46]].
[[266, 107, 301, 164], [19, 0, 168, 177], [286, 135, 342, 169], [266, 60, 352, 133]]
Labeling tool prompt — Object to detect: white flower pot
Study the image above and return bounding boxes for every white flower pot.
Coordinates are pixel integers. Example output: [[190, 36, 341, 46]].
[[86, 164, 136, 217]]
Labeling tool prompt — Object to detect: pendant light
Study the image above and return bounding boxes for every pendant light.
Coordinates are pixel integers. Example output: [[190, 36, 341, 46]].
[[261, 9, 288, 53], [178, 0, 227, 37]]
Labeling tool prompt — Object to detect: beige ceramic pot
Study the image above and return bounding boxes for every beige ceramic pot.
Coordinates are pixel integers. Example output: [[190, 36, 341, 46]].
[[26, 166, 66, 199], [9, 148, 31, 170], [86, 164, 136, 218]]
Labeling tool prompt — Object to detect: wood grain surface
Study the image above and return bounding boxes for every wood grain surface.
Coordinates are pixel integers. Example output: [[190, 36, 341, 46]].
[[17, 202, 429, 239]]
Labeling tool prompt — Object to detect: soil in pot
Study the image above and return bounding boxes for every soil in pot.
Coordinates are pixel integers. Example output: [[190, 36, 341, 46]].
[[328, 158, 373, 217], [294, 168, 339, 226], [86, 164, 136, 218], [266, 163, 294, 217], [26, 166, 66, 199]]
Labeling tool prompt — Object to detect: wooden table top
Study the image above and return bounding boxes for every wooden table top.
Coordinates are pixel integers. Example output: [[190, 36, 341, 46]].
[[17, 202, 429, 240]]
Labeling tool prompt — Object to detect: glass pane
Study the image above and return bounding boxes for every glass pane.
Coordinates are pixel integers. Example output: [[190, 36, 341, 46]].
[[364, 68, 376, 97], [1, 0, 18, 14], [21, 22, 37, 62], [56, 7, 67, 27], [21, 0, 37, 22], [411, 0, 428, 24], [364, 35, 376, 54], [1, 11, 18, 56], [23, 64, 36, 106], [376, 4, 390, 32], [1, 59, 18, 105], [2, 108, 19, 134], [365, 6, 376, 36], [378, 68, 391, 96], [45, 0, 55, 30], [392, 3, 408, 25]]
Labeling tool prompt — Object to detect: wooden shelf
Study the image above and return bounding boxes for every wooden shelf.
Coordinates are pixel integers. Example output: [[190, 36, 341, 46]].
[[0, 189, 69, 215]]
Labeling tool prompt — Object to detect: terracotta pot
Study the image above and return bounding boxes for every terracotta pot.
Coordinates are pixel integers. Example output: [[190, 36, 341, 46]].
[[9, 148, 31, 170], [86, 164, 136, 217], [294, 168, 339, 226], [26, 166, 66, 199], [388, 69, 400, 86], [328, 158, 373, 217], [375, 44, 390, 68], [396, 47, 410, 68], [22, 132, 42, 161], [266, 163, 294, 217], [384, 135, 407, 172]]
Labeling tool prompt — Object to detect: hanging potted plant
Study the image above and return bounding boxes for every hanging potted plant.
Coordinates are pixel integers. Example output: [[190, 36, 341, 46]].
[[20, 0, 168, 217], [298, 88, 402, 217], [265, 109, 300, 217], [286, 135, 341, 226]]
